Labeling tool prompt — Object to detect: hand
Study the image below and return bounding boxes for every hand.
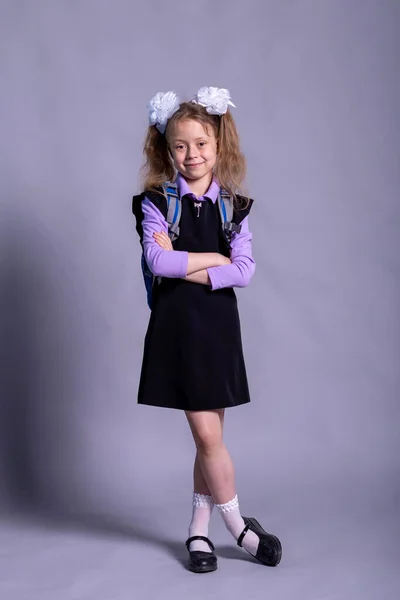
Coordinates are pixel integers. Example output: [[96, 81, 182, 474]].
[[153, 231, 173, 251]]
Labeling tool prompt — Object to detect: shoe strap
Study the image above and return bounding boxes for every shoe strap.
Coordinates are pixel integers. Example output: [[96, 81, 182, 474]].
[[185, 536, 215, 552], [237, 523, 251, 547]]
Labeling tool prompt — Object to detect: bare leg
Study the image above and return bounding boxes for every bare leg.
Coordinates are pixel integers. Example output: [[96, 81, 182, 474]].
[[193, 410, 225, 494], [186, 409, 235, 504]]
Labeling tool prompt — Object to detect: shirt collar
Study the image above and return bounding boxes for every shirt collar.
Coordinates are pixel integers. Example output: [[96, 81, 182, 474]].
[[176, 172, 220, 204]]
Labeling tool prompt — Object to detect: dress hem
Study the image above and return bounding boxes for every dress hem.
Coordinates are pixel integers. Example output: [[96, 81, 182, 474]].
[[137, 400, 250, 411]]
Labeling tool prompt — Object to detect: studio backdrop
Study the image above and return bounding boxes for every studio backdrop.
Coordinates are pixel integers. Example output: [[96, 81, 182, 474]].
[[0, 0, 399, 529]]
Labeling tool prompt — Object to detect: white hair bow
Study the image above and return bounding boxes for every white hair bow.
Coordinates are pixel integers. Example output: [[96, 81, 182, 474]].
[[147, 91, 180, 133], [193, 86, 236, 115]]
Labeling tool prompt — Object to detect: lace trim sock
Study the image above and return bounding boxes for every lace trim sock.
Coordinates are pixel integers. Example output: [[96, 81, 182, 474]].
[[188, 492, 214, 552], [215, 495, 259, 556]]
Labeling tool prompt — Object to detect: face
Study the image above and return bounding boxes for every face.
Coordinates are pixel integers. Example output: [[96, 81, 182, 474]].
[[167, 118, 218, 186]]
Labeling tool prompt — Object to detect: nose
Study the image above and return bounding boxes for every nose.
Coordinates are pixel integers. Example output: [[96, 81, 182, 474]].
[[186, 145, 198, 159]]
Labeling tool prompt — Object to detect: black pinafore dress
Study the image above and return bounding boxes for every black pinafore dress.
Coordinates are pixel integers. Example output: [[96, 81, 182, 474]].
[[138, 189, 252, 411]]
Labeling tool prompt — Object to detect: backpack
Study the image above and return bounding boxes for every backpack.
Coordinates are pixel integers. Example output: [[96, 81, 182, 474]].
[[138, 181, 241, 309]]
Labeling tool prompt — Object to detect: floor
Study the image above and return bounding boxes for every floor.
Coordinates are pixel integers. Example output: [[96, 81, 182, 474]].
[[0, 502, 398, 600]]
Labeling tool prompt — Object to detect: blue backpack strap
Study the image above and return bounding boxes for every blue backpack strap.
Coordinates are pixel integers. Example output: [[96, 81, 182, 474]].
[[162, 181, 181, 241], [217, 189, 242, 242]]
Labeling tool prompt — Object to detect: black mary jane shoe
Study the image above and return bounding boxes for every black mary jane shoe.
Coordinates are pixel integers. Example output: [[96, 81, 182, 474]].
[[237, 517, 282, 566], [185, 536, 217, 573]]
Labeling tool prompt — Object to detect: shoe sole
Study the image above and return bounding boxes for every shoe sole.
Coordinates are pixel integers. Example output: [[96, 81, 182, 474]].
[[189, 564, 218, 573], [243, 517, 283, 566]]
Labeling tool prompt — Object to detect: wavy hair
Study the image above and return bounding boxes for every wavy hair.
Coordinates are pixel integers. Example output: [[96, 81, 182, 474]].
[[140, 102, 248, 207]]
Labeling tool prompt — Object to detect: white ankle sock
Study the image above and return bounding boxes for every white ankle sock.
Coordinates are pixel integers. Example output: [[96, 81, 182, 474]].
[[188, 492, 214, 552], [215, 495, 259, 556]]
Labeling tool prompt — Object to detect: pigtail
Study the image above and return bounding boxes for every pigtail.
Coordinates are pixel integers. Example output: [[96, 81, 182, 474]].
[[215, 111, 249, 208], [140, 126, 175, 192]]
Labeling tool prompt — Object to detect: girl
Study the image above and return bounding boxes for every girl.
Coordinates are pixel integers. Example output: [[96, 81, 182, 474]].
[[132, 87, 282, 573]]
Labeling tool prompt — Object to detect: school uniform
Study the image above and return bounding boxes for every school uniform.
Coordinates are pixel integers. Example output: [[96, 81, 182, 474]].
[[133, 173, 255, 411]]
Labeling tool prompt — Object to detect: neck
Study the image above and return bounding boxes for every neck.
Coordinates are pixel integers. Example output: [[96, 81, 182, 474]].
[[184, 173, 213, 198]]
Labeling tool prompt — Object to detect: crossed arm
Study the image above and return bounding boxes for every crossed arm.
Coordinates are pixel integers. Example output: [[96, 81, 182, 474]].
[[153, 231, 230, 285], [142, 198, 255, 289]]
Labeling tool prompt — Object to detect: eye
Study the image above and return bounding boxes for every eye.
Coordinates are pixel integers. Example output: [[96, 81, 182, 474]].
[[175, 144, 185, 150], [198, 141, 206, 147]]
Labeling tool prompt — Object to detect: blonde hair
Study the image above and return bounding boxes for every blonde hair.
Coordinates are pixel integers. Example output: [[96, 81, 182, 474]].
[[140, 102, 248, 207]]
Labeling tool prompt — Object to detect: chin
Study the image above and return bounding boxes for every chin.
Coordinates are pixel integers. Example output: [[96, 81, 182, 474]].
[[193, 169, 212, 178]]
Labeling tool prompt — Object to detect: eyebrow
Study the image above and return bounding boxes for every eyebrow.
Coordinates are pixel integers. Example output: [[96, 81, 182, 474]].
[[173, 137, 209, 143]]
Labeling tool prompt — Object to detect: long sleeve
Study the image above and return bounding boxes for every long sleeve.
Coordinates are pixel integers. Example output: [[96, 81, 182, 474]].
[[207, 216, 256, 290], [142, 197, 189, 278]]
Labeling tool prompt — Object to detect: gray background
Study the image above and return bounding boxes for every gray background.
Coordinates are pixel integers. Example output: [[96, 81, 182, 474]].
[[1, 0, 399, 598]]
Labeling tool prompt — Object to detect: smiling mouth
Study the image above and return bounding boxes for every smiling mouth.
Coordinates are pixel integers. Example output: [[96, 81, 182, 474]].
[[185, 163, 204, 168]]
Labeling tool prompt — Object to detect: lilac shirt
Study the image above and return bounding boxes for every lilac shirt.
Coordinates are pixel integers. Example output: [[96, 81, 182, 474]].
[[142, 174, 256, 290]]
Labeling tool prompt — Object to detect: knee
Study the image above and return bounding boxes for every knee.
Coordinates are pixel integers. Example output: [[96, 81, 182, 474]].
[[195, 428, 222, 455]]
